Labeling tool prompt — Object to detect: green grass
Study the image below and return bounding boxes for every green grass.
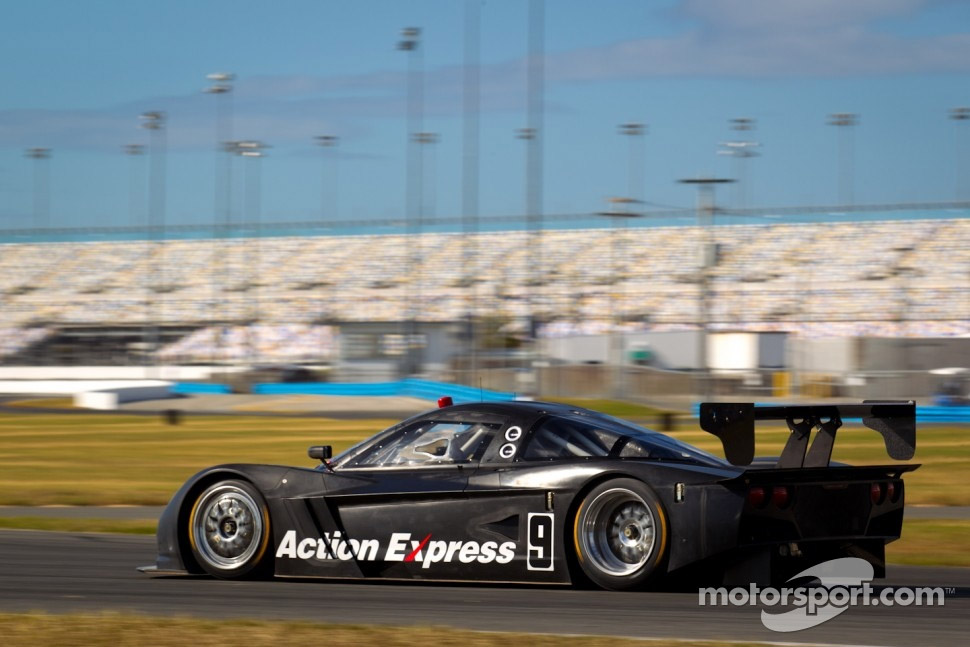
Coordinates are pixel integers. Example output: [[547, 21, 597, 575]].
[[887, 519, 970, 566], [0, 412, 395, 505], [0, 411, 966, 507], [0, 612, 783, 647]]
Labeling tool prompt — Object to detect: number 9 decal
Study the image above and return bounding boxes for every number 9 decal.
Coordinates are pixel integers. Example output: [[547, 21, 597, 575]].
[[527, 512, 554, 571]]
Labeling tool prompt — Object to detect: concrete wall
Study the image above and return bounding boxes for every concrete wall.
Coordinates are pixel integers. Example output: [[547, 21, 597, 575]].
[[0, 366, 236, 380], [542, 331, 702, 369], [74, 383, 174, 409]]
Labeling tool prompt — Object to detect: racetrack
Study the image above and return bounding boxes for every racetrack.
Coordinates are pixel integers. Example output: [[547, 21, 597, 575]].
[[2, 530, 968, 647]]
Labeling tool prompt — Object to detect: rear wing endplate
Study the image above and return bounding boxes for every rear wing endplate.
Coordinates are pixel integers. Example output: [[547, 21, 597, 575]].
[[699, 401, 916, 468]]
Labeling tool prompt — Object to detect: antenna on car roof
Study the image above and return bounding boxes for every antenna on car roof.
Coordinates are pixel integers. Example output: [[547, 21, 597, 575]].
[[479, 376, 483, 402]]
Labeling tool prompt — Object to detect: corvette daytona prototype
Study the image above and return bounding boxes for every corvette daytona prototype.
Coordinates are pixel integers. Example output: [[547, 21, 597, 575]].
[[142, 399, 917, 590]]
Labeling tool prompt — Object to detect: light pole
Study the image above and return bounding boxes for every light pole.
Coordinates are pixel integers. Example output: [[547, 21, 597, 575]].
[[205, 72, 235, 362], [596, 196, 642, 398], [618, 123, 646, 203], [123, 143, 145, 238], [413, 131, 438, 375], [315, 135, 339, 342], [398, 26, 423, 376], [24, 147, 51, 232], [678, 177, 734, 400], [718, 118, 759, 210], [230, 140, 268, 367], [204, 72, 235, 230], [950, 107, 970, 201], [828, 112, 858, 206], [139, 111, 166, 374], [516, 126, 538, 338], [315, 135, 339, 222], [463, 0, 482, 386], [524, 0, 545, 361]]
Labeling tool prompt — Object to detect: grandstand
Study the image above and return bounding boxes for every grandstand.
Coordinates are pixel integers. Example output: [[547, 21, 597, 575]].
[[0, 215, 967, 365]]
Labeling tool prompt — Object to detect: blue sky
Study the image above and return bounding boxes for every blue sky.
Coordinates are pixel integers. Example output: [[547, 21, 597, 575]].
[[2, 0, 970, 230]]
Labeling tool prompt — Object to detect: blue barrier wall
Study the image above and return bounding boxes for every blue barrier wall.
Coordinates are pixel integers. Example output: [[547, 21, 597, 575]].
[[171, 382, 233, 395], [249, 378, 516, 405]]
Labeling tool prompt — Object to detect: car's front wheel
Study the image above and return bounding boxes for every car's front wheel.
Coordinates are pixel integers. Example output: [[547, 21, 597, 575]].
[[188, 479, 272, 579], [572, 478, 668, 590]]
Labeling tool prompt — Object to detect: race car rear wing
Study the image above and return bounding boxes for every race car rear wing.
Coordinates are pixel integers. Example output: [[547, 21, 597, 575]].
[[699, 401, 916, 467]]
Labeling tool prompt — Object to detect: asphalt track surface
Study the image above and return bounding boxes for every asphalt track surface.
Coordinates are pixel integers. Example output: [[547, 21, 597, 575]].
[[2, 530, 968, 647]]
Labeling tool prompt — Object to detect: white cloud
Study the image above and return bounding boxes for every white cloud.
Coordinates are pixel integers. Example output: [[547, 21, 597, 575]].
[[678, 0, 926, 32], [547, 0, 970, 79]]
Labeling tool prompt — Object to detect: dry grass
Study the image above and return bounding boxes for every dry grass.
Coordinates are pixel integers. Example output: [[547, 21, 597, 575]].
[[0, 517, 157, 534], [0, 612, 767, 647]]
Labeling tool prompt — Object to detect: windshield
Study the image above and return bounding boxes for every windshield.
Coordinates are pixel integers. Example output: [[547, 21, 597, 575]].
[[334, 419, 500, 468], [521, 412, 726, 466]]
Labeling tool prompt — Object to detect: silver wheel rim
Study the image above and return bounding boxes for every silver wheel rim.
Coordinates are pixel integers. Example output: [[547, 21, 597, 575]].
[[579, 488, 656, 577], [192, 484, 264, 570]]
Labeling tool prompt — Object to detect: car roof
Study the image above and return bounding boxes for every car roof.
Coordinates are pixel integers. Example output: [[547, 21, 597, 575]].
[[432, 400, 593, 417]]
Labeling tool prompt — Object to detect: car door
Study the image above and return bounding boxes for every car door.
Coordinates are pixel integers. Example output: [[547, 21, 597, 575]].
[[297, 417, 516, 580]]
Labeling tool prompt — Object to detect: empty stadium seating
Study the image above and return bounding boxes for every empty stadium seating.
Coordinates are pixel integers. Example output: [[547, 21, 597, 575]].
[[0, 217, 967, 361]]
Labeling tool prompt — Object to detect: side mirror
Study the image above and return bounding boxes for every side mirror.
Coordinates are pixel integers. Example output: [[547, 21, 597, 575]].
[[308, 445, 333, 462]]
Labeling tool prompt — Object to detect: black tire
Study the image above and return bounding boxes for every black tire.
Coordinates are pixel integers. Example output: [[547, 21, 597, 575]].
[[187, 479, 273, 579], [572, 478, 668, 590]]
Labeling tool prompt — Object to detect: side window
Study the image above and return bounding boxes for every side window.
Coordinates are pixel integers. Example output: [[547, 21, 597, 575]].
[[522, 417, 615, 460], [347, 421, 499, 467]]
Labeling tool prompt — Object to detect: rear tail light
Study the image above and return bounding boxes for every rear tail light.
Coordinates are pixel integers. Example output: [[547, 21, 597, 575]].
[[870, 482, 886, 505], [771, 485, 791, 509], [748, 485, 793, 509], [886, 481, 898, 502], [748, 486, 767, 508]]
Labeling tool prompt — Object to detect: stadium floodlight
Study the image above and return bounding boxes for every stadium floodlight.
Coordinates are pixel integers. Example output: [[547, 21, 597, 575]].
[[139, 111, 166, 130], [206, 72, 236, 83], [24, 147, 51, 159], [397, 26, 420, 50], [718, 118, 759, 210], [730, 117, 755, 131], [412, 131, 439, 144], [596, 196, 643, 218]]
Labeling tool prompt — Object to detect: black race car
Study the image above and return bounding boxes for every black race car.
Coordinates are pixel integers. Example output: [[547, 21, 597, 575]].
[[142, 399, 917, 590]]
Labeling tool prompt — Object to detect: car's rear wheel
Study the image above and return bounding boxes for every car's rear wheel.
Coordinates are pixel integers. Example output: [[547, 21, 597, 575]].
[[573, 478, 668, 590], [188, 479, 272, 579]]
